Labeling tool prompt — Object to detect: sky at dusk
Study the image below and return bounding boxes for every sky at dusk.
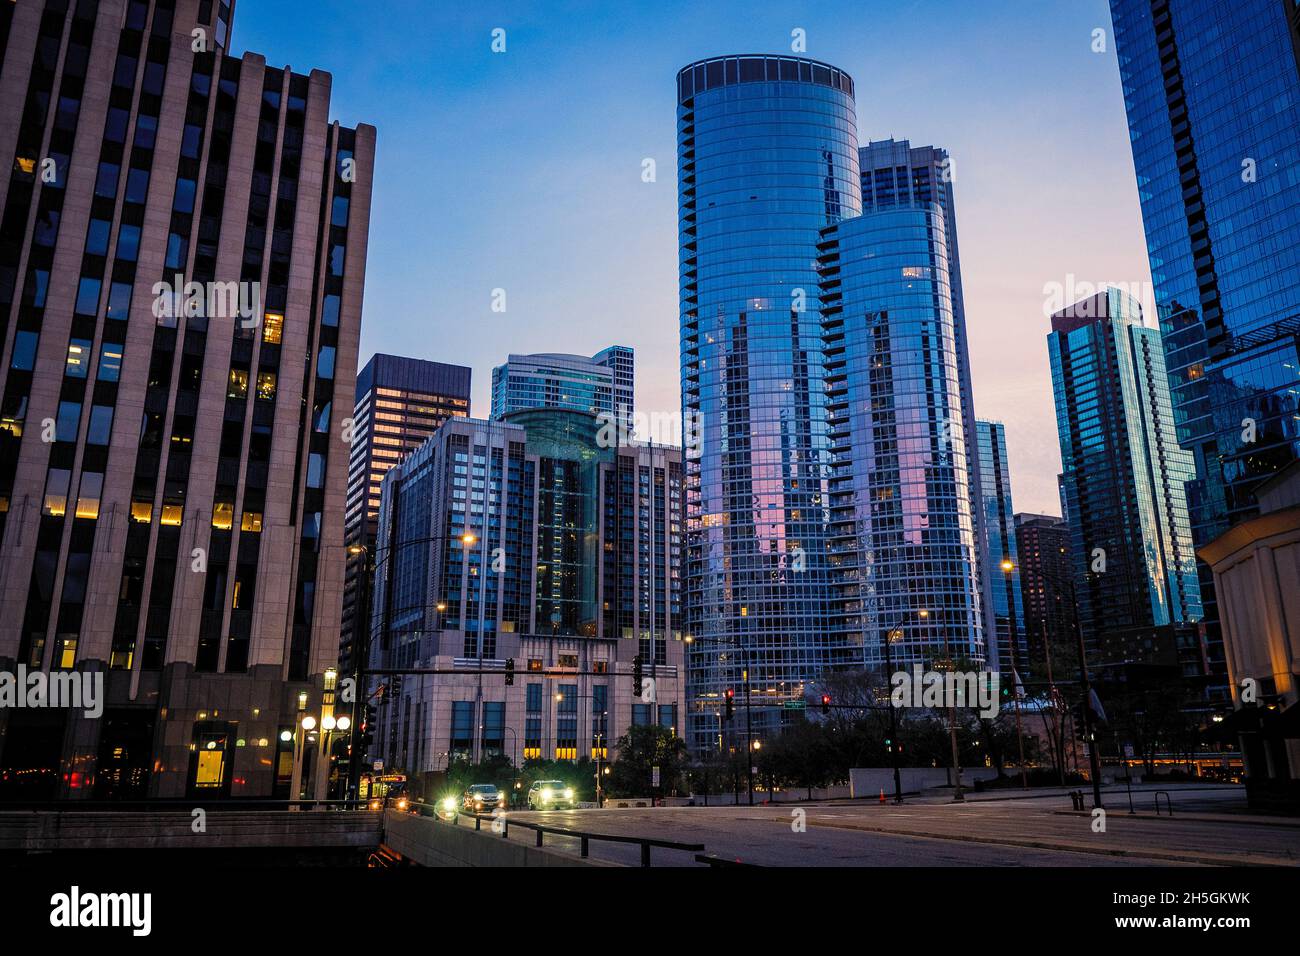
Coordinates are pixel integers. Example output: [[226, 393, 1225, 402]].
[[231, 0, 1154, 517]]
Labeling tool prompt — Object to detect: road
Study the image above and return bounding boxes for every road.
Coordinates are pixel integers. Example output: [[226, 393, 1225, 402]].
[[465, 788, 1300, 867]]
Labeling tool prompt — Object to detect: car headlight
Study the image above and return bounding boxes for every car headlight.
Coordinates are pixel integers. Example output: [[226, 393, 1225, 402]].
[[442, 797, 457, 812], [368, 799, 381, 810], [564, 788, 574, 800], [541, 788, 553, 801]]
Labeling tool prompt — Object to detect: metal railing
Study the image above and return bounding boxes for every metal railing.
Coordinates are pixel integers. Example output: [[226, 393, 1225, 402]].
[[407, 801, 706, 867]]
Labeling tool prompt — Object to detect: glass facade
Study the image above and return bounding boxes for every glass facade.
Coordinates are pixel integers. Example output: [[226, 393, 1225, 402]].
[[367, 409, 684, 770], [1048, 290, 1203, 659], [976, 421, 1025, 672], [490, 347, 634, 421], [677, 56, 861, 753], [820, 207, 985, 672], [1110, 0, 1300, 691]]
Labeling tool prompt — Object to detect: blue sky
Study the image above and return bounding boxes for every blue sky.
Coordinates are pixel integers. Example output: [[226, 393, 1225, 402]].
[[232, 0, 1152, 516]]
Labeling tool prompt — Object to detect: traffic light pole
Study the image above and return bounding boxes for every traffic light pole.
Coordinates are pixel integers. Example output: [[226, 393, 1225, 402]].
[[882, 625, 903, 804], [346, 546, 374, 802], [743, 645, 754, 807]]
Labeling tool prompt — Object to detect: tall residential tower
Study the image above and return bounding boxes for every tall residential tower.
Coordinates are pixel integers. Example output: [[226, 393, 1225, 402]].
[[676, 56, 861, 752]]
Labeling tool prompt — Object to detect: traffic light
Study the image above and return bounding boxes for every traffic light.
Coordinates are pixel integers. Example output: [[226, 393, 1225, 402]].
[[821, 694, 831, 715], [504, 657, 515, 686], [724, 688, 735, 721], [632, 654, 644, 699], [361, 703, 376, 749]]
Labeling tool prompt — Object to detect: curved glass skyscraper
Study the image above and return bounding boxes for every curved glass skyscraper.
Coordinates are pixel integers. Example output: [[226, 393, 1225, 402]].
[[677, 56, 861, 752], [820, 207, 985, 671]]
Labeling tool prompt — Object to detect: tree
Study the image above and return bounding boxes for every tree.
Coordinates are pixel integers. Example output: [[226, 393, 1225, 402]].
[[607, 724, 688, 797]]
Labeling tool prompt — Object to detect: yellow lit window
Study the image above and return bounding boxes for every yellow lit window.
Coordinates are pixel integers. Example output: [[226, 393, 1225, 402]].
[[75, 482, 102, 519], [194, 748, 225, 788], [555, 747, 577, 761], [212, 502, 234, 530], [130, 500, 153, 523], [231, 580, 242, 609], [522, 747, 541, 760], [59, 636, 77, 669], [228, 368, 249, 398], [256, 371, 276, 401], [42, 469, 70, 517], [65, 342, 87, 375], [262, 312, 283, 344], [591, 747, 608, 760], [16, 156, 36, 175], [110, 649, 133, 670], [241, 511, 263, 532], [160, 503, 183, 526]]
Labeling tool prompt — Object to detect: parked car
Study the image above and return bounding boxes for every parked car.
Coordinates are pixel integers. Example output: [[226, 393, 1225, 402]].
[[527, 780, 575, 810], [462, 783, 506, 812]]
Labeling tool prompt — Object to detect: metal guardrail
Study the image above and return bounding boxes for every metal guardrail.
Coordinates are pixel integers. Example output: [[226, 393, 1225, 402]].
[[408, 801, 706, 867]]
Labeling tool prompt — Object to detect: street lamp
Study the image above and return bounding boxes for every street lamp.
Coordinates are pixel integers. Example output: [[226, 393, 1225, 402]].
[[1000, 559, 1029, 790], [881, 611, 926, 805]]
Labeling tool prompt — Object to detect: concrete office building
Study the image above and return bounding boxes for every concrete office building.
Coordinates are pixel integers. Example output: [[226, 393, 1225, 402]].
[[339, 354, 470, 673], [0, 0, 372, 800]]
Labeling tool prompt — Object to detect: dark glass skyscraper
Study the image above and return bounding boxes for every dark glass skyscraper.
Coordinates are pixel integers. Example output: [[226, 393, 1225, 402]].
[[1110, 0, 1300, 691], [677, 56, 861, 752], [976, 420, 1025, 672], [1048, 289, 1204, 675]]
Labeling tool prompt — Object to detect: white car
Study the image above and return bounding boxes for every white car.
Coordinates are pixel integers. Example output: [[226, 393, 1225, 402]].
[[527, 779, 575, 810]]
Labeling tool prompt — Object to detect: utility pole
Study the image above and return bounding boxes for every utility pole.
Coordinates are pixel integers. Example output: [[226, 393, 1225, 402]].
[[743, 645, 754, 807], [1077, 627, 1104, 809]]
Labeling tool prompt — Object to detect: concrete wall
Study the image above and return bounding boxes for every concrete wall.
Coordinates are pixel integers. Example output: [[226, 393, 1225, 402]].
[[849, 767, 1001, 798], [0, 810, 381, 852], [382, 810, 609, 867]]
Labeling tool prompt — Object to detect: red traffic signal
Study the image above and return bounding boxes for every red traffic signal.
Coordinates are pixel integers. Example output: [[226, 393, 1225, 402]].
[[820, 694, 831, 714]]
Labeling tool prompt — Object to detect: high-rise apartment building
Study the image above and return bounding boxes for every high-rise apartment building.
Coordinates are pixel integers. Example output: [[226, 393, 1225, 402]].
[[676, 56, 862, 753], [339, 354, 470, 673], [367, 409, 683, 784], [1048, 289, 1204, 676], [1013, 512, 1077, 679], [489, 346, 633, 420], [859, 139, 997, 653], [1110, 0, 1300, 695], [0, 0, 372, 800], [820, 203, 986, 672], [976, 420, 1025, 672]]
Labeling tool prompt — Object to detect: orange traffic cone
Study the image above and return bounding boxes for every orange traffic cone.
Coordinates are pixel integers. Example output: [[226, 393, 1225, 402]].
[[879, 788, 886, 804]]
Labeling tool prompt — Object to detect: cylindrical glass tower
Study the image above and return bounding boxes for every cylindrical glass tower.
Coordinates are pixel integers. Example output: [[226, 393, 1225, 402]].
[[677, 56, 862, 754]]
